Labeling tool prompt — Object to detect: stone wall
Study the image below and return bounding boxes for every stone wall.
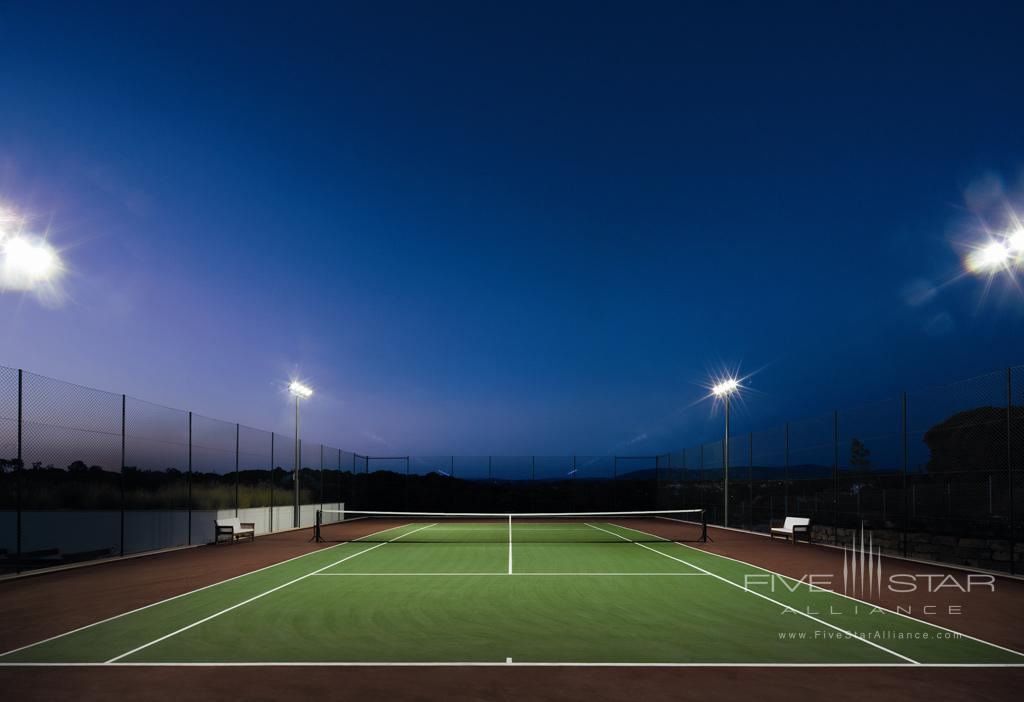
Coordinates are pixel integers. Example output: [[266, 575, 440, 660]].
[[810, 525, 1021, 574]]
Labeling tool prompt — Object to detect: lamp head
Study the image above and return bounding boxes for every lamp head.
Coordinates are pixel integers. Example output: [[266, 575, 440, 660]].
[[712, 378, 739, 397], [289, 381, 313, 399]]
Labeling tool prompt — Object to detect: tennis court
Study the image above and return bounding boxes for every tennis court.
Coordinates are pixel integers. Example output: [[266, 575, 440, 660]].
[[1, 510, 1022, 667]]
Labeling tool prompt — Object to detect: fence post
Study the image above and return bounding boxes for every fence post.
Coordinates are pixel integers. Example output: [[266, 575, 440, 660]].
[[699, 444, 705, 518], [784, 422, 789, 516], [748, 432, 753, 529], [833, 410, 838, 545], [1008, 367, 1015, 576], [16, 369, 23, 570], [989, 474, 993, 514], [270, 432, 275, 533], [235, 423, 240, 517], [902, 391, 909, 558], [187, 411, 192, 545], [320, 443, 324, 514], [678, 448, 685, 509], [120, 395, 126, 556]]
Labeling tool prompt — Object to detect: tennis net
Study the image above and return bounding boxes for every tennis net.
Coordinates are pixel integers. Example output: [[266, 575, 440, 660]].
[[314, 509, 707, 543]]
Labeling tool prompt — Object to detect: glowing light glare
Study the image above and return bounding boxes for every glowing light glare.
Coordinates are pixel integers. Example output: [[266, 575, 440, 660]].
[[0, 205, 21, 229], [1009, 229, 1024, 254], [965, 240, 1010, 273], [288, 381, 313, 398], [1, 234, 63, 290], [711, 377, 740, 397]]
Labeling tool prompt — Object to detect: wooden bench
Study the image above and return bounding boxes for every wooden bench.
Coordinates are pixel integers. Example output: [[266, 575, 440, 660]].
[[215, 517, 255, 544], [769, 516, 811, 544]]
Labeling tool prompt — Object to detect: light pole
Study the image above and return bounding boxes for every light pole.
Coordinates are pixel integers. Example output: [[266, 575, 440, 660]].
[[288, 381, 313, 527], [712, 378, 739, 527]]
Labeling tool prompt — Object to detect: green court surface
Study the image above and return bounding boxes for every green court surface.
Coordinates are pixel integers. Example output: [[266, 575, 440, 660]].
[[2, 521, 1023, 667]]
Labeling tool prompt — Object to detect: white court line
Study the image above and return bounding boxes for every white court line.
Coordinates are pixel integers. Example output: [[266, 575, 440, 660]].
[[310, 572, 711, 576], [0, 667, 1019, 671], [613, 521, 1024, 661], [584, 523, 918, 665], [104, 523, 438, 664], [508, 514, 512, 575], [421, 527, 586, 531], [0, 521, 418, 660]]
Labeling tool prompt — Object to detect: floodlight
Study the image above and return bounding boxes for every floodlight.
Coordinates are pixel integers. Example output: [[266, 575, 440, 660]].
[[712, 378, 739, 397], [1, 234, 62, 290], [289, 381, 313, 398], [965, 240, 1011, 274], [980, 241, 1009, 267]]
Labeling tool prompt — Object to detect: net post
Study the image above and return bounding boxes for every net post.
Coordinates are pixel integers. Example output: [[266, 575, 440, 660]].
[[315, 509, 322, 543], [700, 509, 708, 543]]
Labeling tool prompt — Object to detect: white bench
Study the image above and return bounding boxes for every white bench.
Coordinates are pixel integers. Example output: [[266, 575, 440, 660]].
[[215, 517, 255, 544], [769, 516, 811, 544]]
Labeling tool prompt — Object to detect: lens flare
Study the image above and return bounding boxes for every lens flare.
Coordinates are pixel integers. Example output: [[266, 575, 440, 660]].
[[0, 206, 21, 234], [964, 240, 1012, 274], [961, 205, 1024, 281], [1009, 228, 1024, 254], [0, 202, 67, 306], [1, 233, 64, 291]]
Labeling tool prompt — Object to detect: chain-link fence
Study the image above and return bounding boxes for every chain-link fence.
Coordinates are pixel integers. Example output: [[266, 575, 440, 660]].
[[657, 367, 1023, 574], [1, 363, 1020, 575], [0, 367, 352, 574]]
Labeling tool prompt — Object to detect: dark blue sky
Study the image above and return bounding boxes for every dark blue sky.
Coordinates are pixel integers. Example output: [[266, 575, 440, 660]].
[[1, 1, 1022, 455]]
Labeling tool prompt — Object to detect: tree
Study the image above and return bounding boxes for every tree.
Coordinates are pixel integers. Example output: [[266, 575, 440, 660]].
[[923, 406, 1024, 472], [850, 438, 871, 471]]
